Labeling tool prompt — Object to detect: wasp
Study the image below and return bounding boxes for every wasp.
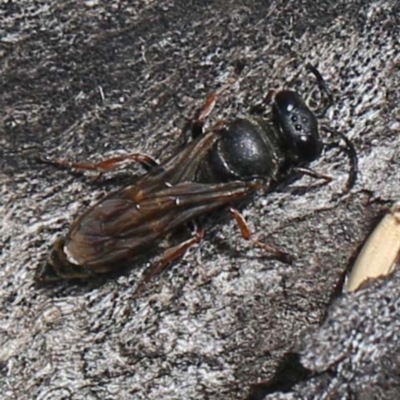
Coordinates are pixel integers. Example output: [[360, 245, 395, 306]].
[[35, 65, 357, 289]]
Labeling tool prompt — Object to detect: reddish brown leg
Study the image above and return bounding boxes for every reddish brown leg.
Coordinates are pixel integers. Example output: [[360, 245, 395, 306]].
[[295, 167, 332, 183], [134, 226, 205, 296], [229, 207, 293, 264], [37, 152, 159, 173], [250, 90, 276, 114], [192, 74, 239, 138]]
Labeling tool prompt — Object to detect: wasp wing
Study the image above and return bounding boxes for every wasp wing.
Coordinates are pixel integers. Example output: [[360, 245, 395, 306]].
[[64, 180, 261, 271]]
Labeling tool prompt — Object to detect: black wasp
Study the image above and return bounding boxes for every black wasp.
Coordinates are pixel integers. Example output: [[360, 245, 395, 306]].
[[35, 64, 357, 290]]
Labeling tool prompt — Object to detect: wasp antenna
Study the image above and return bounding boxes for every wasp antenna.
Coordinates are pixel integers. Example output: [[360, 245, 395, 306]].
[[306, 63, 334, 118]]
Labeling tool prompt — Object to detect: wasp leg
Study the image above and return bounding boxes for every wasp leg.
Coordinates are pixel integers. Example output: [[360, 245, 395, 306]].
[[294, 167, 333, 183], [229, 207, 293, 264], [192, 84, 229, 136], [249, 90, 276, 115], [288, 167, 332, 195], [37, 152, 159, 173], [191, 74, 239, 138], [134, 225, 205, 295]]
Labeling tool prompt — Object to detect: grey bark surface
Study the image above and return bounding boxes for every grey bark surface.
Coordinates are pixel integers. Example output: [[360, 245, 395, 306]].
[[1, 1, 400, 399]]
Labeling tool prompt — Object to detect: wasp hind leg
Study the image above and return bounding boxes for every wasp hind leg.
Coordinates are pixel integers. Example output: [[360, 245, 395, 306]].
[[134, 225, 205, 296]]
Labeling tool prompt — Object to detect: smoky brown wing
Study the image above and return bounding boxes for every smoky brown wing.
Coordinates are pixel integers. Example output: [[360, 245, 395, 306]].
[[123, 129, 220, 195], [63, 180, 261, 271]]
